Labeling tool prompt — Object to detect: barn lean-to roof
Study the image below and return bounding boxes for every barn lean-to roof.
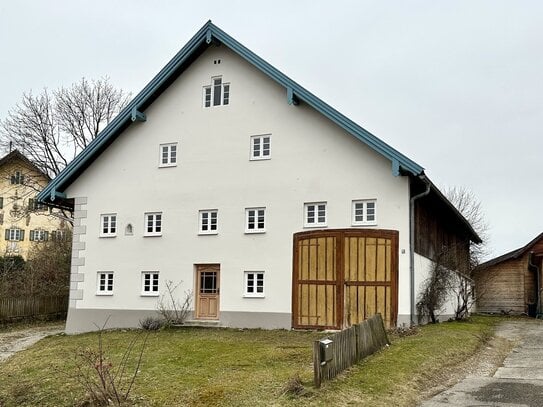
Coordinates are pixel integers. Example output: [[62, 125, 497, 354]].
[[36, 21, 480, 242], [478, 232, 543, 269]]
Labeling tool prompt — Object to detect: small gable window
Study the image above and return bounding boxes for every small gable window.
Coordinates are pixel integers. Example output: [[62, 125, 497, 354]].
[[250, 135, 271, 160], [245, 207, 266, 233], [159, 143, 177, 167], [203, 76, 230, 107], [11, 171, 24, 185]]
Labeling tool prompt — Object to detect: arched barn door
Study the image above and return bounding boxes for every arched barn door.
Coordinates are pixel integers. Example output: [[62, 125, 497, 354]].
[[292, 229, 398, 329]]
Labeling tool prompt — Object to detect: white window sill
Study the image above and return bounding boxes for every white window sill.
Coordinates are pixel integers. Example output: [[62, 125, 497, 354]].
[[249, 156, 271, 161], [144, 233, 162, 237], [141, 293, 160, 297], [245, 230, 266, 234], [96, 292, 113, 296], [304, 224, 327, 228], [243, 294, 265, 298], [99, 235, 117, 238], [198, 231, 218, 236], [352, 222, 378, 227], [158, 164, 177, 168]]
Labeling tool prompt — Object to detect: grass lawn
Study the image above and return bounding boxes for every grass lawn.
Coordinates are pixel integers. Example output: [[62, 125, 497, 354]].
[[0, 315, 504, 406]]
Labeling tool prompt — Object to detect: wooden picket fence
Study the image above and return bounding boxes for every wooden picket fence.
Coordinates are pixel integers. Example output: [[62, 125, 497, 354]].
[[313, 313, 390, 388], [0, 295, 68, 322]]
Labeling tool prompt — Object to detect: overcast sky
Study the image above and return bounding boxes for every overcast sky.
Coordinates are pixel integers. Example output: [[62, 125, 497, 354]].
[[1, 1, 541, 258]]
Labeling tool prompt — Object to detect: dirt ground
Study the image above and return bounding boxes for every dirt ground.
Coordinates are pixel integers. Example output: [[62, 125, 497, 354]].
[[0, 323, 64, 363]]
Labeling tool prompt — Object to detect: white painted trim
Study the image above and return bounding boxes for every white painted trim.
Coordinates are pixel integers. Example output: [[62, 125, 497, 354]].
[[144, 212, 163, 237], [304, 202, 327, 228], [245, 207, 266, 233], [96, 271, 114, 295], [99, 213, 117, 237], [141, 271, 160, 296], [243, 271, 265, 298], [249, 134, 272, 161], [351, 199, 378, 226], [158, 142, 178, 168], [198, 209, 219, 235]]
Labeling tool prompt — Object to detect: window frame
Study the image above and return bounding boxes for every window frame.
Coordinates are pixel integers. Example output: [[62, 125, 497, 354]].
[[144, 212, 163, 237], [96, 272, 114, 295], [244, 271, 265, 298], [159, 142, 178, 168], [245, 207, 266, 234], [304, 202, 327, 227], [30, 229, 49, 242], [5, 228, 24, 241], [100, 213, 117, 237], [250, 134, 271, 161], [199, 209, 218, 235], [141, 271, 160, 296], [203, 76, 230, 108], [352, 199, 377, 226]]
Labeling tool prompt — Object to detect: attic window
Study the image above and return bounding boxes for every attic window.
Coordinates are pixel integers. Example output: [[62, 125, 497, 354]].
[[11, 171, 24, 185], [213, 59, 221, 65], [203, 77, 230, 107]]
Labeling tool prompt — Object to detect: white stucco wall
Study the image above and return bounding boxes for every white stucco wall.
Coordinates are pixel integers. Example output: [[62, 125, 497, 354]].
[[413, 253, 459, 322], [65, 45, 413, 329]]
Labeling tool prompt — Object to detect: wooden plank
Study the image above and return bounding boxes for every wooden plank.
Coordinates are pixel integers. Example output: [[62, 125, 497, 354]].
[[366, 238, 377, 281]]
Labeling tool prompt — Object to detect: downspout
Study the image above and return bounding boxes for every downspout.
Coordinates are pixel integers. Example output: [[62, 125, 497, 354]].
[[528, 252, 541, 317], [409, 175, 431, 325]]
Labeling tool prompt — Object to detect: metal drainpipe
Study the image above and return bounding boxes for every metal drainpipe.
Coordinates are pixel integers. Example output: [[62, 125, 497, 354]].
[[528, 252, 541, 317], [409, 175, 431, 325]]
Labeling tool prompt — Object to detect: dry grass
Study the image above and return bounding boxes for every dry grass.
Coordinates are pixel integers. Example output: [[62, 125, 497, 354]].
[[0, 315, 507, 406]]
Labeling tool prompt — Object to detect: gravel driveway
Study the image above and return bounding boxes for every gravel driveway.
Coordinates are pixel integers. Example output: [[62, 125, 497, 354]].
[[0, 323, 64, 363], [421, 318, 543, 406]]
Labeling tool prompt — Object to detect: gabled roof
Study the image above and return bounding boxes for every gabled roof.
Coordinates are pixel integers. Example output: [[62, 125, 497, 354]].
[[478, 232, 543, 269], [38, 20, 424, 207], [0, 149, 50, 181]]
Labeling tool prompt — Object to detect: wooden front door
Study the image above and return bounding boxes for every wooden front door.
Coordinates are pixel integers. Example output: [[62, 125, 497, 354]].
[[196, 264, 220, 319], [292, 229, 398, 329]]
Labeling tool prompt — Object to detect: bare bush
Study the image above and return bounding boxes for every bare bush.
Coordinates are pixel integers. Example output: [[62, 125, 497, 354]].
[[156, 280, 193, 326], [67, 320, 148, 406]]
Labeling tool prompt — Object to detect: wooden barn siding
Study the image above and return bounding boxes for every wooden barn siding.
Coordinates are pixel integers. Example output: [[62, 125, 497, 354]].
[[475, 255, 534, 314], [414, 196, 470, 269], [532, 239, 543, 255]]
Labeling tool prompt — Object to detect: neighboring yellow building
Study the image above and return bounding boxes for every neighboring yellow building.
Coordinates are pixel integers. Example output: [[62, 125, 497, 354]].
[[0, 150, 69, 259]]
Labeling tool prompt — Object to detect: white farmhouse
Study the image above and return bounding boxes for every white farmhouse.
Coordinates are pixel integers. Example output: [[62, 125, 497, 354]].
[[39, 21, 480, 333]]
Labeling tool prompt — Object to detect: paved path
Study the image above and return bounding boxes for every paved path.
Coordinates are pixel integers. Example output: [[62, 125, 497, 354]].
[[421, 319, 543, 407], [0, 324, 64, 363]]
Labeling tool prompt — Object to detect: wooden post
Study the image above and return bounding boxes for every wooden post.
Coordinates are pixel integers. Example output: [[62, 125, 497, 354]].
[[313, 340, 322, 388]]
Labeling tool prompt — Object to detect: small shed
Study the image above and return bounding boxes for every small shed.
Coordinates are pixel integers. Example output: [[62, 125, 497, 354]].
[[475, 233, 543, 316]]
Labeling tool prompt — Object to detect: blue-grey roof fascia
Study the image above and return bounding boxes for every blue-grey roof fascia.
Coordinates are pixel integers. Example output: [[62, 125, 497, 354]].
[[38, 20, 423, 204]]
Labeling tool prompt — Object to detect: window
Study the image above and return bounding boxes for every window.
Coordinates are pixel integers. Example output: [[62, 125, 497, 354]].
[[28, 198, 47, 211], [5, 228, 24, 241], [304, 202, 327, 227], [245, 207, 266, 233], [352, 200, 377, 225], [144, 212, 162, 236], [203, 76, 230, 107], [250, 135, 271, 160], [142, 272, 159, 295], [0, 197, 3, 209], [100, 214, 117, 237], [199, 210, 218, 234], [10, 171, 24, 185], [51, 230, 69, 241], [159, 143, 177, 167], [244, 271, 265, 297], [30, 229, 49, 241], [97, 272, 114, 295]]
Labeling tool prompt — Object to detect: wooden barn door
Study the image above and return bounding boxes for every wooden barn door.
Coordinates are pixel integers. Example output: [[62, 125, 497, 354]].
[[293, 229, 398, 329]]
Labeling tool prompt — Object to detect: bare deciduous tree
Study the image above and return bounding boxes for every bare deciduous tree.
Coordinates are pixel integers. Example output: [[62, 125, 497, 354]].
[[0, 77, 130, 178]]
